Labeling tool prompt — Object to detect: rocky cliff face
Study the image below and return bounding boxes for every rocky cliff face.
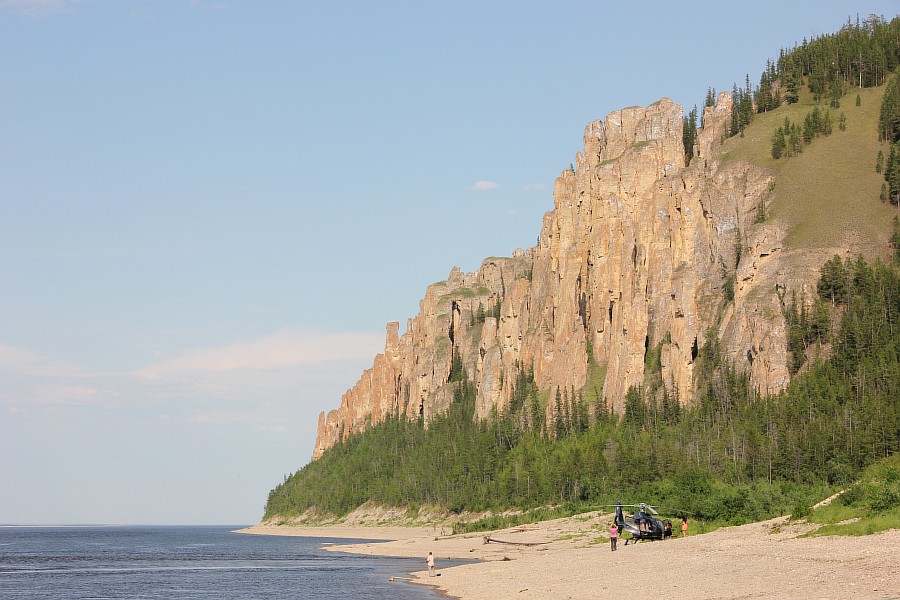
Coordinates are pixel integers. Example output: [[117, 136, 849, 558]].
[[313, 94, 808, 459]]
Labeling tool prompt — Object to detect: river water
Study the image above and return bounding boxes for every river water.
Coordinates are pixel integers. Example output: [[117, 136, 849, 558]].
[[0, 525, 448, 599]]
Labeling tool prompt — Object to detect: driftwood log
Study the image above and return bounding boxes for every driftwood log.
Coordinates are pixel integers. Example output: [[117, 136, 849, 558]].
[[482, 536, 549, 546]]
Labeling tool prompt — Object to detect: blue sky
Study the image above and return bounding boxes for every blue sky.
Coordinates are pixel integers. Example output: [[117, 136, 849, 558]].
[[1, 0, 896, 525]]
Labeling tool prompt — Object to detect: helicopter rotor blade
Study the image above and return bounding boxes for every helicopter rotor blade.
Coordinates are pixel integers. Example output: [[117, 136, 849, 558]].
[[636, 503, 659, 515], [597, 502, 695, 516]]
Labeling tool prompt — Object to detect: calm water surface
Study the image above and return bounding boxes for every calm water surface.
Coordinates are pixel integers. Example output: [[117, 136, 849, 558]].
[[0, 526, 452, 599]]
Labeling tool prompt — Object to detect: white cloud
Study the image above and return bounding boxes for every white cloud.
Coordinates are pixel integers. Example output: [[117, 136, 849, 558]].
[[0, 342, 83, 377], [0, 329, 386, 415], [471, 180, 499, 191], [522, 183, 547, 192], [135, 329, 385, 378], [0, 343, 116, 409], [0, 0, 82, 17], [0, 343, 44, 369], [0, 333, 386, 524]]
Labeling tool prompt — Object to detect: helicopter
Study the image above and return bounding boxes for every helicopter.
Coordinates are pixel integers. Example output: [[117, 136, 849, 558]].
[[610, 502, 675, 544]]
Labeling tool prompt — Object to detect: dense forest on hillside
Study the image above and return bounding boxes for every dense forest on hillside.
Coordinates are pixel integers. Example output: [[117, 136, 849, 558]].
[[266, 256, 899, 524], [266, 18, 900, 525]]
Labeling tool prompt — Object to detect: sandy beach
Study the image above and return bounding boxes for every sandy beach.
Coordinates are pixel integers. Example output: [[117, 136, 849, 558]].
[[236, 512, 900, 600]]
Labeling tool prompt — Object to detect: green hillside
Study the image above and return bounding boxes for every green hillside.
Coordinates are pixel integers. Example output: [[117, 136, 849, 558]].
[[722, 84, 896, 251], [803, 454, 900, 536]]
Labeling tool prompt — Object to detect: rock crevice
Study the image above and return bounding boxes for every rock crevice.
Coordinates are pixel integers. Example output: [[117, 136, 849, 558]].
[[313, 95, 804, 459]]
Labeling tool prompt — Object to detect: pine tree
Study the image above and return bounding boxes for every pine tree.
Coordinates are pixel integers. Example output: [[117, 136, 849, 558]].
[[810, 298, 831, 343], [878, 75, 900, 143], [887, 144, 900, 206], [829, 78, 843, 108], [449, 346, 465, 382], [818, 255, 848, 306], [892, 217, 900, 263], [771, 127, 786, 159], [727, 75, 755, 137], [783, 70, 800, 104], [623, 387, 645, 429], [803, 115, 814, 144], [755, 60, 780, 113], [754, 198, 767, 224], [530, 392, 544, 437], [553, 387, 565, 439], [730, 83, 741, 136], [683, 105, 698, 165], [788, 123, 803, 156]]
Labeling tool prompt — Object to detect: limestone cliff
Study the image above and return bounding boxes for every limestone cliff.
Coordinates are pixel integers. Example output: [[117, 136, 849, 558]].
[[313, 94, 813, 459]]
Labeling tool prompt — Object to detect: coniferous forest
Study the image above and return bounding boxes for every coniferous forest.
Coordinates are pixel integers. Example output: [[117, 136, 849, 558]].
[[267, 17, 900, 527], [266, 258, 898, 524]]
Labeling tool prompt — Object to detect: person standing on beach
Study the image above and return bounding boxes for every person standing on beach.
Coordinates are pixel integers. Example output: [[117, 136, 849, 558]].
[[609, 523, 618, 551], [681, 516, 688, 537], [426, 551, 435, 576]]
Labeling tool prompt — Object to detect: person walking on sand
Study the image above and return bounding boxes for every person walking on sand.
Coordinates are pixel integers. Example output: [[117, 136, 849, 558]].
[[681, 516, 688, 537], [426, 551, 435, 576], [609, 522, 618, 551]]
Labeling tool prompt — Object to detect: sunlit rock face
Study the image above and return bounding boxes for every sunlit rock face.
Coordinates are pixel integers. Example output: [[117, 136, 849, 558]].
[[314, 95, 804, 459]]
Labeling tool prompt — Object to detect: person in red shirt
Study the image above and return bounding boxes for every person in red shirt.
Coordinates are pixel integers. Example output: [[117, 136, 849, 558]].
[[609, 523, 618, 551], [681, 516, 689, 537]]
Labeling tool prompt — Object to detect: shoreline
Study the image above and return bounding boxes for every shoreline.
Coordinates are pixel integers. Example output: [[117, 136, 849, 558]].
[[236, 515, 900, 599], [235, 523, 470, 599]]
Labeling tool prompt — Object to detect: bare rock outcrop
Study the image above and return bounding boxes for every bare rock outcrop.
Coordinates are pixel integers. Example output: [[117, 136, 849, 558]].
[[313, 95, 820, 458]]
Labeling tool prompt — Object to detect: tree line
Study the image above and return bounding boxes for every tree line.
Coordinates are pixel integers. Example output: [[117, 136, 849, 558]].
[[265, 256, 899, 525], [882, 75, 900, 205], [683, 14, 900, 163]]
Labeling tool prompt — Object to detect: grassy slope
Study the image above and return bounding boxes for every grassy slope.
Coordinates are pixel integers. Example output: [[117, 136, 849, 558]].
[[719, 83, 897, 255], [802, 454, 900, 537]]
